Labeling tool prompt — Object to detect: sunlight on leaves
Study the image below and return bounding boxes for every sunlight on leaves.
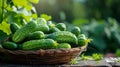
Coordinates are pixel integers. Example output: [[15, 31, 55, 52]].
[[23, 15, 31, 22], [80, 53, 103, 61], [12, 0, 28, 7], [0, 21, 11, 35], [72, 19, 88, 26], [40, 14, 52, 21], [32, 14, 38, 19], [24, 4, 32, 11], [29, 0, 39, 4], [70, 59, 77, 64]]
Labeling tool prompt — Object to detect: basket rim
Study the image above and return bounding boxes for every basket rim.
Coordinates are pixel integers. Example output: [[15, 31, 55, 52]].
[[0, 45, 87, 51], [0, 45, 87, 64], [0, 45, 87, 55]]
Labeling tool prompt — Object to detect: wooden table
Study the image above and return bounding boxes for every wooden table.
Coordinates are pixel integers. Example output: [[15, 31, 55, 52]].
[[0, 58, 120, 67]]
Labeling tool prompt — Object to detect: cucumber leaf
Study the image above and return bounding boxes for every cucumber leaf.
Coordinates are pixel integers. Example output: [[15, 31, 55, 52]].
[[12, 0, 28, 7], [0, 21, 11, 35], [29, 0, 39, 4], [40, 14, 52, 21]]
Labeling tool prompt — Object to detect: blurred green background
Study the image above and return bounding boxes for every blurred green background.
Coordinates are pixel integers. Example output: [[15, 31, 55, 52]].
[[34, 0, 120, 55]]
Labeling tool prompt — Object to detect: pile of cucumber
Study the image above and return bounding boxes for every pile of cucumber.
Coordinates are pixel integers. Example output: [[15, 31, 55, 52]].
[[1, 18, 90, 51]]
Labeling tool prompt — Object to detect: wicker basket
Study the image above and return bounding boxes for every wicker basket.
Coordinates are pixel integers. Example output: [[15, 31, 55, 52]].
[[0, 46, 87, 64]]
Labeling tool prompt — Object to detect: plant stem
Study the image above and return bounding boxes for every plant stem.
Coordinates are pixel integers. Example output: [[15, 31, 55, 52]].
[[1, 0, 4, 23], [0, 0, 4, 23]]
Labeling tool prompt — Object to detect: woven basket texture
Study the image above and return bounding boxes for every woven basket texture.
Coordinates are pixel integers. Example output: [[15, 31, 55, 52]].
[[0, 46, 87, 64]]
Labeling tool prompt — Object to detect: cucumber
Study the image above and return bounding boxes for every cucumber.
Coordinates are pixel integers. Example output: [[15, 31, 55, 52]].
[[12, 21, 37, 43], [71, 26, 81, 37], [36, 24, 49, 33], [10, 23, 20, 34], [47, 31, 78, 44], [78, 34, 87, 46], [2, 42, 17, 50], [47, 21, 55, 28], [37, 18, 47, 25], [56, 23, 66, 31], [26, 31, 45, 40], [22, 39, 57, 50], [50, 27, 60, 33], [57, 43, 71, 49], [78, 34, 86, 40]]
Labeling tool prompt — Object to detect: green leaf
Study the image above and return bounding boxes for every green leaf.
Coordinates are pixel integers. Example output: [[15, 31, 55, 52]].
[[0, 21, 11, 35], [32, 14, 38, 19], [115, 49, 120, 57], [23, 15, 31, 22], [7, 12, 21, 25], [40, 14, 52, 21], [24, 4, 32, 11], [29, 0, 39, 4], [72, 19, 88, 26], [92, 53, 103, 60], [70, 59, 77, 64], [92, 37, 106, 51], [80, 53, 103, 61], [12, 0, 28, 7]]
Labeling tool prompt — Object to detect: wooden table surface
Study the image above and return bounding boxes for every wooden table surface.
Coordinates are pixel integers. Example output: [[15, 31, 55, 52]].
[[0, 58, 120, 67]]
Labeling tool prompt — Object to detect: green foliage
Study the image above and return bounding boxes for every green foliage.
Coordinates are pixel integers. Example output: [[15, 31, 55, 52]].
[[85, 0, 120, 22], [40, 14, 52, 21], [29, 0, 39, 4], [0, 21, 11, 35], [70, 53, 103, 65], [72, 19, 88, 26], [72, 18, 120, 54], [12, 0, 39, 10], [115, 49, 120, 57], [70, 59, 77, 65], [0, 0, 39, 36], [80, 53, 103, 61]]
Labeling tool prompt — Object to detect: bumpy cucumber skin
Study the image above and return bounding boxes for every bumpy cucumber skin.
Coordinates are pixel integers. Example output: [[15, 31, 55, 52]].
[[37, 18, 47, 24], [78, 34, 86, 39], [12, 21, 37, 43], [71, 26, 81, 37], [78, 39, 86, 46], [57, 43, 71, 49], [47, 31, 78, 44], [26, 31, 45, 40], [10, 23, 20, 34], [47, 21, 55, 28], [22, 39, 57, 50], [78, 34, 87, 46], [36, 18, 49, 33], [50, 27, 60, 33], [56, 23, 66, 31], [2, 42, 17, 50], [36, 24, 49, 33]]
